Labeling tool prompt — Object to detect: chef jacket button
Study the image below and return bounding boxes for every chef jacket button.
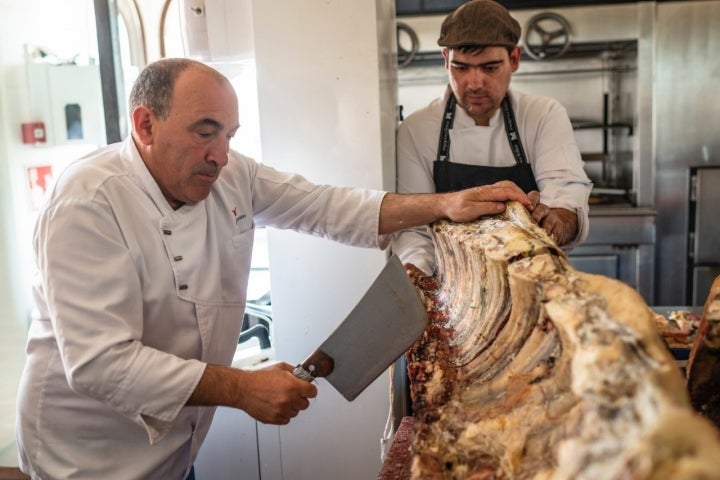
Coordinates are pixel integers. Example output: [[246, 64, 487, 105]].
[[174, 255, 183, 261], [163, 229, 172, 235], [179, 284, 188, 290]]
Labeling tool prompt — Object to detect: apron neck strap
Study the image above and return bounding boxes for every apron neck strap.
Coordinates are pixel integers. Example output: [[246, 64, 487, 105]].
[[436, 91, 529, 166]]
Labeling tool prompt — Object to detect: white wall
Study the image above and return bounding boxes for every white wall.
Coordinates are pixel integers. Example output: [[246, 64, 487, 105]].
[[0, 2, 26, 467], [0, 0, 103, 313], [0, 0, 102, 466], [251, 0, 398, 478]]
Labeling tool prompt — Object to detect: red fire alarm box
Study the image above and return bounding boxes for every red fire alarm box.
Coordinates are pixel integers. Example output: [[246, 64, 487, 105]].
[[21, 122, 47, 144]]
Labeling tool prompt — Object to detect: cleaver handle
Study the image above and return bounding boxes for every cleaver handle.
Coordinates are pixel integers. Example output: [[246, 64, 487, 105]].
[[293, 349, 335, 381]]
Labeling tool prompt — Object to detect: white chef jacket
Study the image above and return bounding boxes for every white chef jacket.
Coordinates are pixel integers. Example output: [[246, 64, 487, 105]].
[[16, 137, 388, 480], [392, 87, 592, 275]]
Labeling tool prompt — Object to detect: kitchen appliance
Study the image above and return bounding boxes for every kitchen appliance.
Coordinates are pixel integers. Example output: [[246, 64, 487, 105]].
[[654, 1, 720, 306], [688, 167, 720, 306], [293, 255, 428, 401]]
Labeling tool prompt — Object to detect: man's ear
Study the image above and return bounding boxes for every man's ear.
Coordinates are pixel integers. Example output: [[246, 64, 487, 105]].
[[132, 105, 154, 145], [442, 47, 450, 69], [510, 46, 521, 72]]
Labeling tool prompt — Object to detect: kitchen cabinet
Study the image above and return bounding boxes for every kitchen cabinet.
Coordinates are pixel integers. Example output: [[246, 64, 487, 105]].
[[687, 167, 720, 306], [26, 63, 106, 147], [567, 208, 656, 304], [568, 244, 654, 301]]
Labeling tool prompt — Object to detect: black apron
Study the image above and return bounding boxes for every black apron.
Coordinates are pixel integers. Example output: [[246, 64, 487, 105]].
[[433, 93, 538, 194]]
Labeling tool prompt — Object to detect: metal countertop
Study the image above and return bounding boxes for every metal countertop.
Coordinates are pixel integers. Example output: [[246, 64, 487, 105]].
[[589, 204, 657, 217]]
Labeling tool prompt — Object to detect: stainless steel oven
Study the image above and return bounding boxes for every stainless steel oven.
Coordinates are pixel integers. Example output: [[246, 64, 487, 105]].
[[688, 167, 720, 305]]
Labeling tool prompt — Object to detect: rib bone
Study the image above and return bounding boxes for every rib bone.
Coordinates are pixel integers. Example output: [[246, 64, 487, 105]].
[[407, 201, 720, 480]]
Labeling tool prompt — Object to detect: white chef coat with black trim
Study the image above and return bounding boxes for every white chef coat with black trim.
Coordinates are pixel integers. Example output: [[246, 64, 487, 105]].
[[393, 87, 592, 275], [16, 136, 388, 479]]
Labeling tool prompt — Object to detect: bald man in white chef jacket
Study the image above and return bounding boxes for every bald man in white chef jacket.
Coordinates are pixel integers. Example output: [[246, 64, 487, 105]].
[[15, 58, 534, 479]]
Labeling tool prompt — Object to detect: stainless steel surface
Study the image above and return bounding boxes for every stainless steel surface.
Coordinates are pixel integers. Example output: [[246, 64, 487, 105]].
[[303, 255, 428, 402], [585, 209, 655, 244], [634, 2, 656, 208], [569, 208, 656, 303], [693, 268, 720, 306], [589, 206, 656, 217], [569, 243, 655, 303], [655, 1, 720, 305], [691, 168, 720, 263], [689, 167, 720, 305]]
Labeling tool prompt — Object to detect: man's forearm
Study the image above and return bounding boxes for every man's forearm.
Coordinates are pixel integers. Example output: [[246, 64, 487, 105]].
[[378, 192, 446, 235], [187, 364, 241, 407], [378, 182, 532, 235], [186, 362, 318, 425]]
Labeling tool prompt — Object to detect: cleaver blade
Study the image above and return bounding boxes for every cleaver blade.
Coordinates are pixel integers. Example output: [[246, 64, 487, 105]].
[[293, 254, 428, 401]]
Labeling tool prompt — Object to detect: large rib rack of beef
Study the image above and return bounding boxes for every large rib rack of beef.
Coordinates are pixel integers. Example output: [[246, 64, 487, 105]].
[[406, 201, 720, 480]]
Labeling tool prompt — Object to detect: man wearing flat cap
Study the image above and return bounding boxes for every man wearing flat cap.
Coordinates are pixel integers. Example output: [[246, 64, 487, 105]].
[[392, 0, 592, 276]]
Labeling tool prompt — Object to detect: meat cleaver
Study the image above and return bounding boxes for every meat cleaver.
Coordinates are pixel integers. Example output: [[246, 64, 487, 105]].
[[292, 254, 428, 401]]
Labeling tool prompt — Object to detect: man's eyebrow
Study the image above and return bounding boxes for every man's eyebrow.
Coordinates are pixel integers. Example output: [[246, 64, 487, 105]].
[[190, 118, 223, 130], [451, 59, 504, 68]]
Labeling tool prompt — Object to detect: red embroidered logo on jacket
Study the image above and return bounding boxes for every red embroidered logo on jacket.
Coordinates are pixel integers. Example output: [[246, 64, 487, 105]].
[[232, 207, 245, 224]]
